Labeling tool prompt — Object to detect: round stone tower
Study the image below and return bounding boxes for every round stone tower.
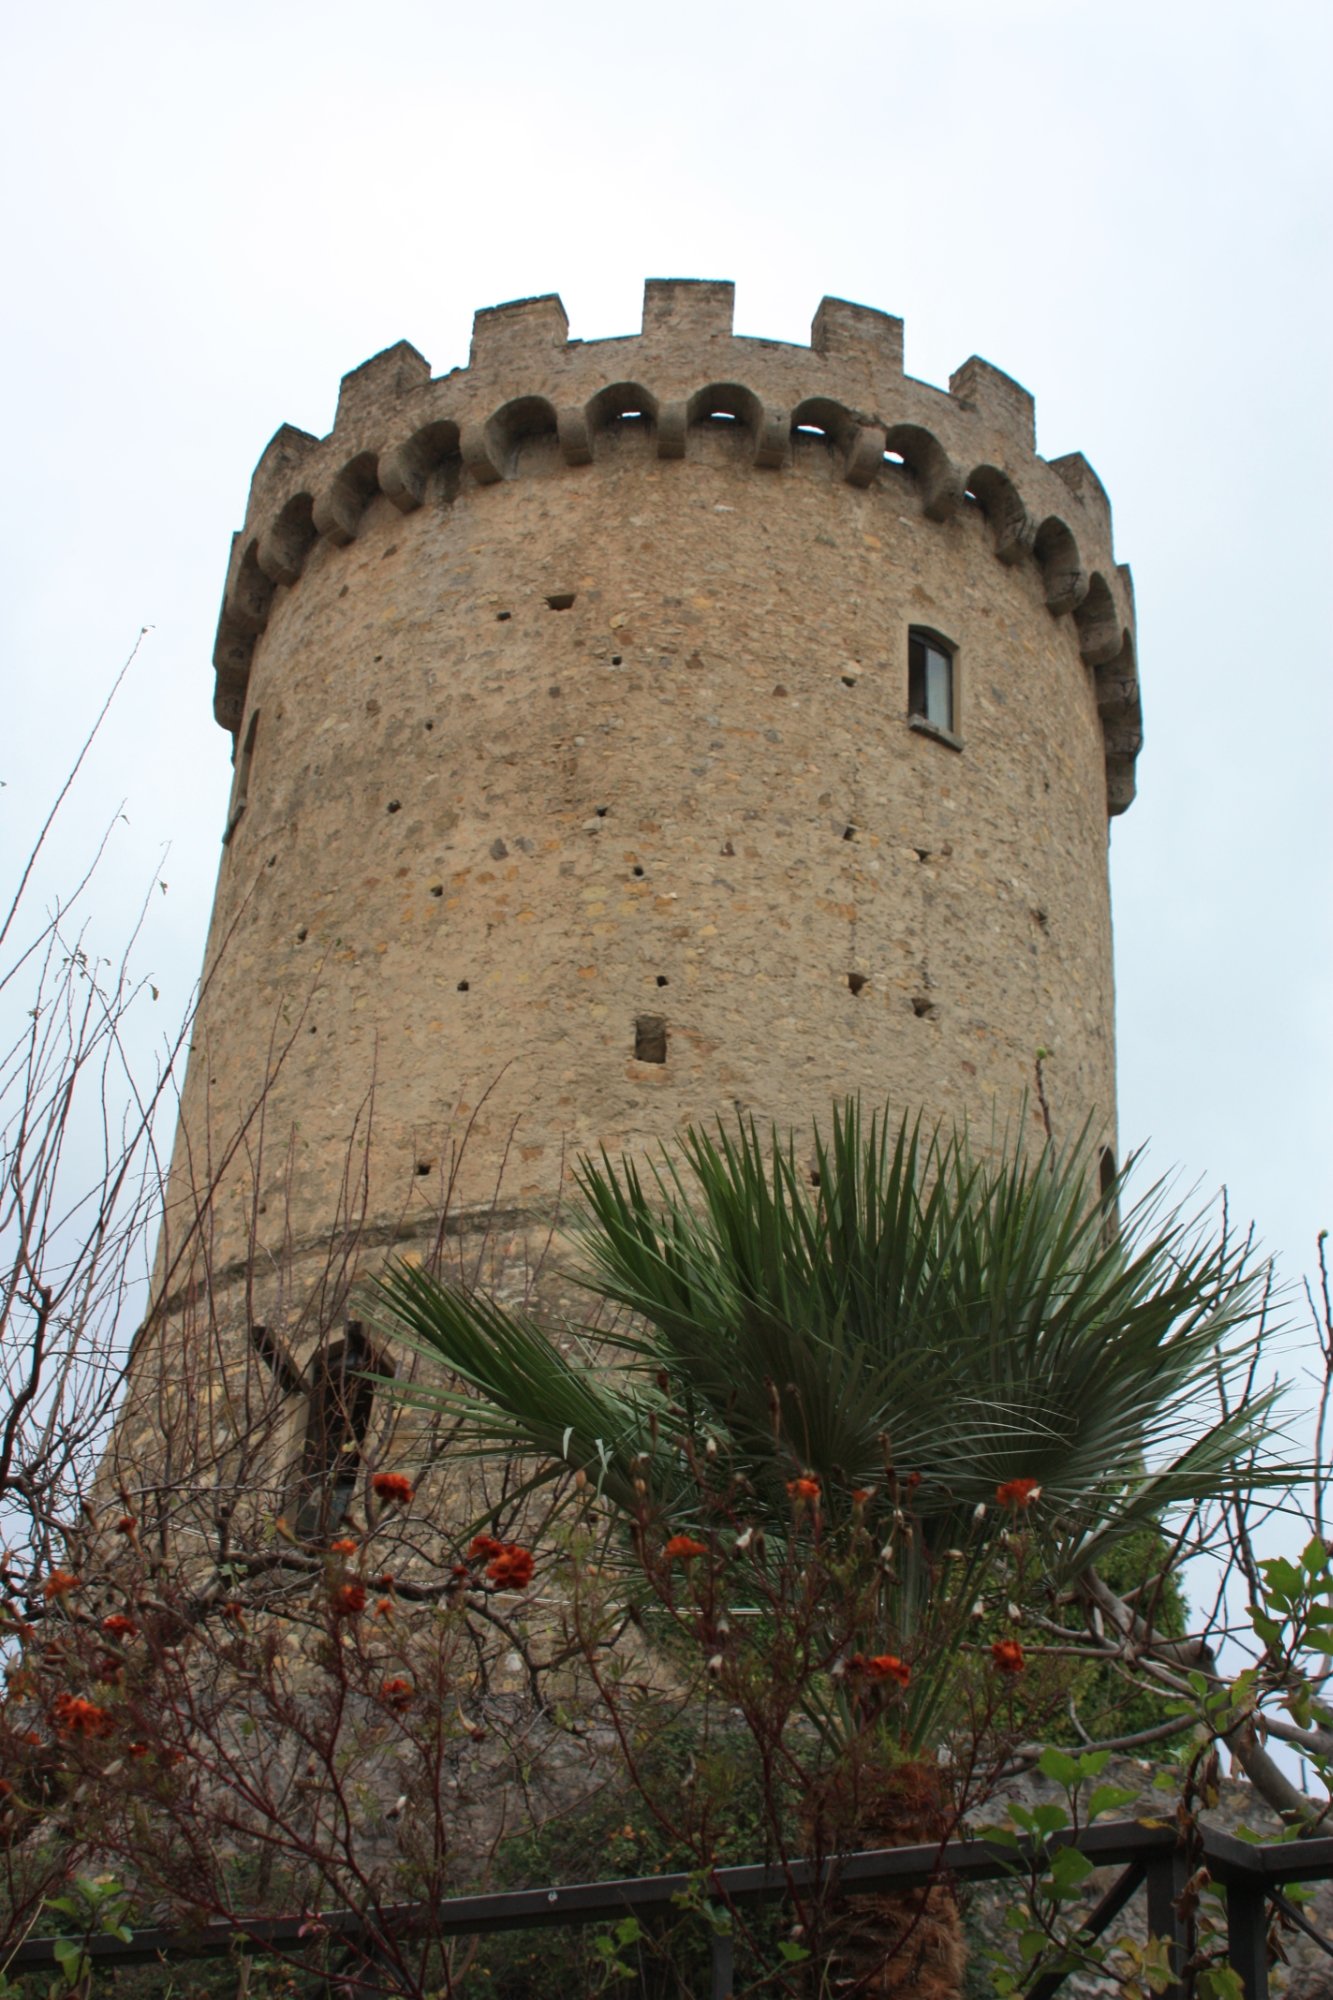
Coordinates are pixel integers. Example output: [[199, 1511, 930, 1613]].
[[176, 278, 1141, 1310]]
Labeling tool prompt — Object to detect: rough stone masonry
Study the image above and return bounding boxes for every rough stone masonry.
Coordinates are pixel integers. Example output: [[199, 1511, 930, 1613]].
[[158, 278, 1142, 1366]]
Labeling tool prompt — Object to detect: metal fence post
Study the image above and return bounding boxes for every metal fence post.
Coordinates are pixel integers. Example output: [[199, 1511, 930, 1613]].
[[1144, 1848, 1189, 2000], [709, 1919, 734, 2000], [1225, 1881, 1269, 2000]]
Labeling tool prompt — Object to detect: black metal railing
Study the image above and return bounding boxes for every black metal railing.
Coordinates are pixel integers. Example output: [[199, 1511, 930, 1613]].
[[8, 1820, 1333, 1997]]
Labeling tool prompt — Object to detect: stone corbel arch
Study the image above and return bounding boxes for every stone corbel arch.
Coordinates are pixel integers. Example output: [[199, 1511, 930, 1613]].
[[963, 464, 1036, 565], [1033, 515, 1089, 616], [485, 396, 562, 478], [257, 492, 318, 587], [1074, 572, 1123, 668], [883, 423, 962, 522], [312, 451, 381, 548], [791, 397, 886, 487], [380, 419, 462, 512]]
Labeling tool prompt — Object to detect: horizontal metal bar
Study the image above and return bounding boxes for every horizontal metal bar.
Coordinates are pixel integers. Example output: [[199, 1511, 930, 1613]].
[[13, 1820, 1333, 1975], [1202, 1827, 1333, 1887]]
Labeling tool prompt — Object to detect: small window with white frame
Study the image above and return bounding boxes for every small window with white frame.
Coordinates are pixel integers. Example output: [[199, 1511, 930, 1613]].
[[908, 630, 957, 739]]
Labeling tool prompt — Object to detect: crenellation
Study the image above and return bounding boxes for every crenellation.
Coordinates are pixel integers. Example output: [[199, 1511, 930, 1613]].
[[641, 277, 735, 341], [1050, 452, 1113, 545], [811, 295, 905, 374], [468, 294, 570, 372], [949, 357, 1036, 455], [246, 424, 318, 520], [334, 341, 432, 429]]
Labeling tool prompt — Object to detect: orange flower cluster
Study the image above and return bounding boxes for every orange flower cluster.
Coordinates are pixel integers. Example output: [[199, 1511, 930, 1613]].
[[50, 1693, 114, 1739], [995, 1478, 1041, 1510], [329, 1537, 359, 1556], [43, 1571, 80, 1600], [486, 1545, 534, 1590], [379, 1677, 414, 1712], [372, 1472, 415, 1507], [332, 1581, 367, 1618], [848, 1653, 911, 1687], [663, 1534, 708, 1562], [991, 1639, 1026, 1674], [786, 1475, 821, 1503], [468, 1534, 536, 1590], [101, 1614, 137, 1640], [114, 1516, 136, 1536]]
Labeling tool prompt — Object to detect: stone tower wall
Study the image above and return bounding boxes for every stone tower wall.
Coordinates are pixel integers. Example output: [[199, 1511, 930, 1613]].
[[175, 279, 1140, 1299]]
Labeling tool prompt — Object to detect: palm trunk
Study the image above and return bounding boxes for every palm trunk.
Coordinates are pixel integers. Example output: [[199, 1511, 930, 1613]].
[[814, 1761, 967, 2000]]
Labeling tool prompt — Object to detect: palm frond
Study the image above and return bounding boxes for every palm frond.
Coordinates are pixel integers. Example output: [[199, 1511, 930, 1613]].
[[370, 1100, 1297, 1577]]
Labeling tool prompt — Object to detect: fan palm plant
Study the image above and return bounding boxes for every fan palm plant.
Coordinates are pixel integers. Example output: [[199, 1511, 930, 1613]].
[[369, 1103, 1291, 1995]]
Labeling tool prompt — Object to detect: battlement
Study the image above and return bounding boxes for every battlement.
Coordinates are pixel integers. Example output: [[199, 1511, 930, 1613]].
[[213, 280, 1141, 813]]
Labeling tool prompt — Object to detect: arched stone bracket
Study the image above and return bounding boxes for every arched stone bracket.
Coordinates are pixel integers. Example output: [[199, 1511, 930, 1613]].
[[556, 406, 593, 466], [379, 420, 462, 513], [256, 494, 317, 588], [460, 421, 504, 486], [965, 465, 1036, 566], [753, 405, 788, 469], [845, 423, 888, 489], [311, 453, 379, 548], [1034, 517, 1090, 616], [885, 423, 962, 522], [1075, 574, 1124, 670], [656, 402, 687, 460]]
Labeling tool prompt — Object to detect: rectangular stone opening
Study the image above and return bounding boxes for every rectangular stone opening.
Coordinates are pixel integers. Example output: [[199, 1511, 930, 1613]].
[[634, 1014, 667, 1064]]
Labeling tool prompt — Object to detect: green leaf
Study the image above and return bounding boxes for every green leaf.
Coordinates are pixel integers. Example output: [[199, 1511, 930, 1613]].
[[1049, 1846, 1095, 1893], [1087, 1783, 1137, 1820], [1037, 1747, 1081, 1786]]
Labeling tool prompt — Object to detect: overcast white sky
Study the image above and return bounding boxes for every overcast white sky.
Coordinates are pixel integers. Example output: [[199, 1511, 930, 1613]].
[[2, 0, 1329, 1324]]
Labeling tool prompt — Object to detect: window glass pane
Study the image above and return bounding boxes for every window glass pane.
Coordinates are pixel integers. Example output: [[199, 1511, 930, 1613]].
[[908, 635, 925, 715], [925, 649, 952, 730]]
